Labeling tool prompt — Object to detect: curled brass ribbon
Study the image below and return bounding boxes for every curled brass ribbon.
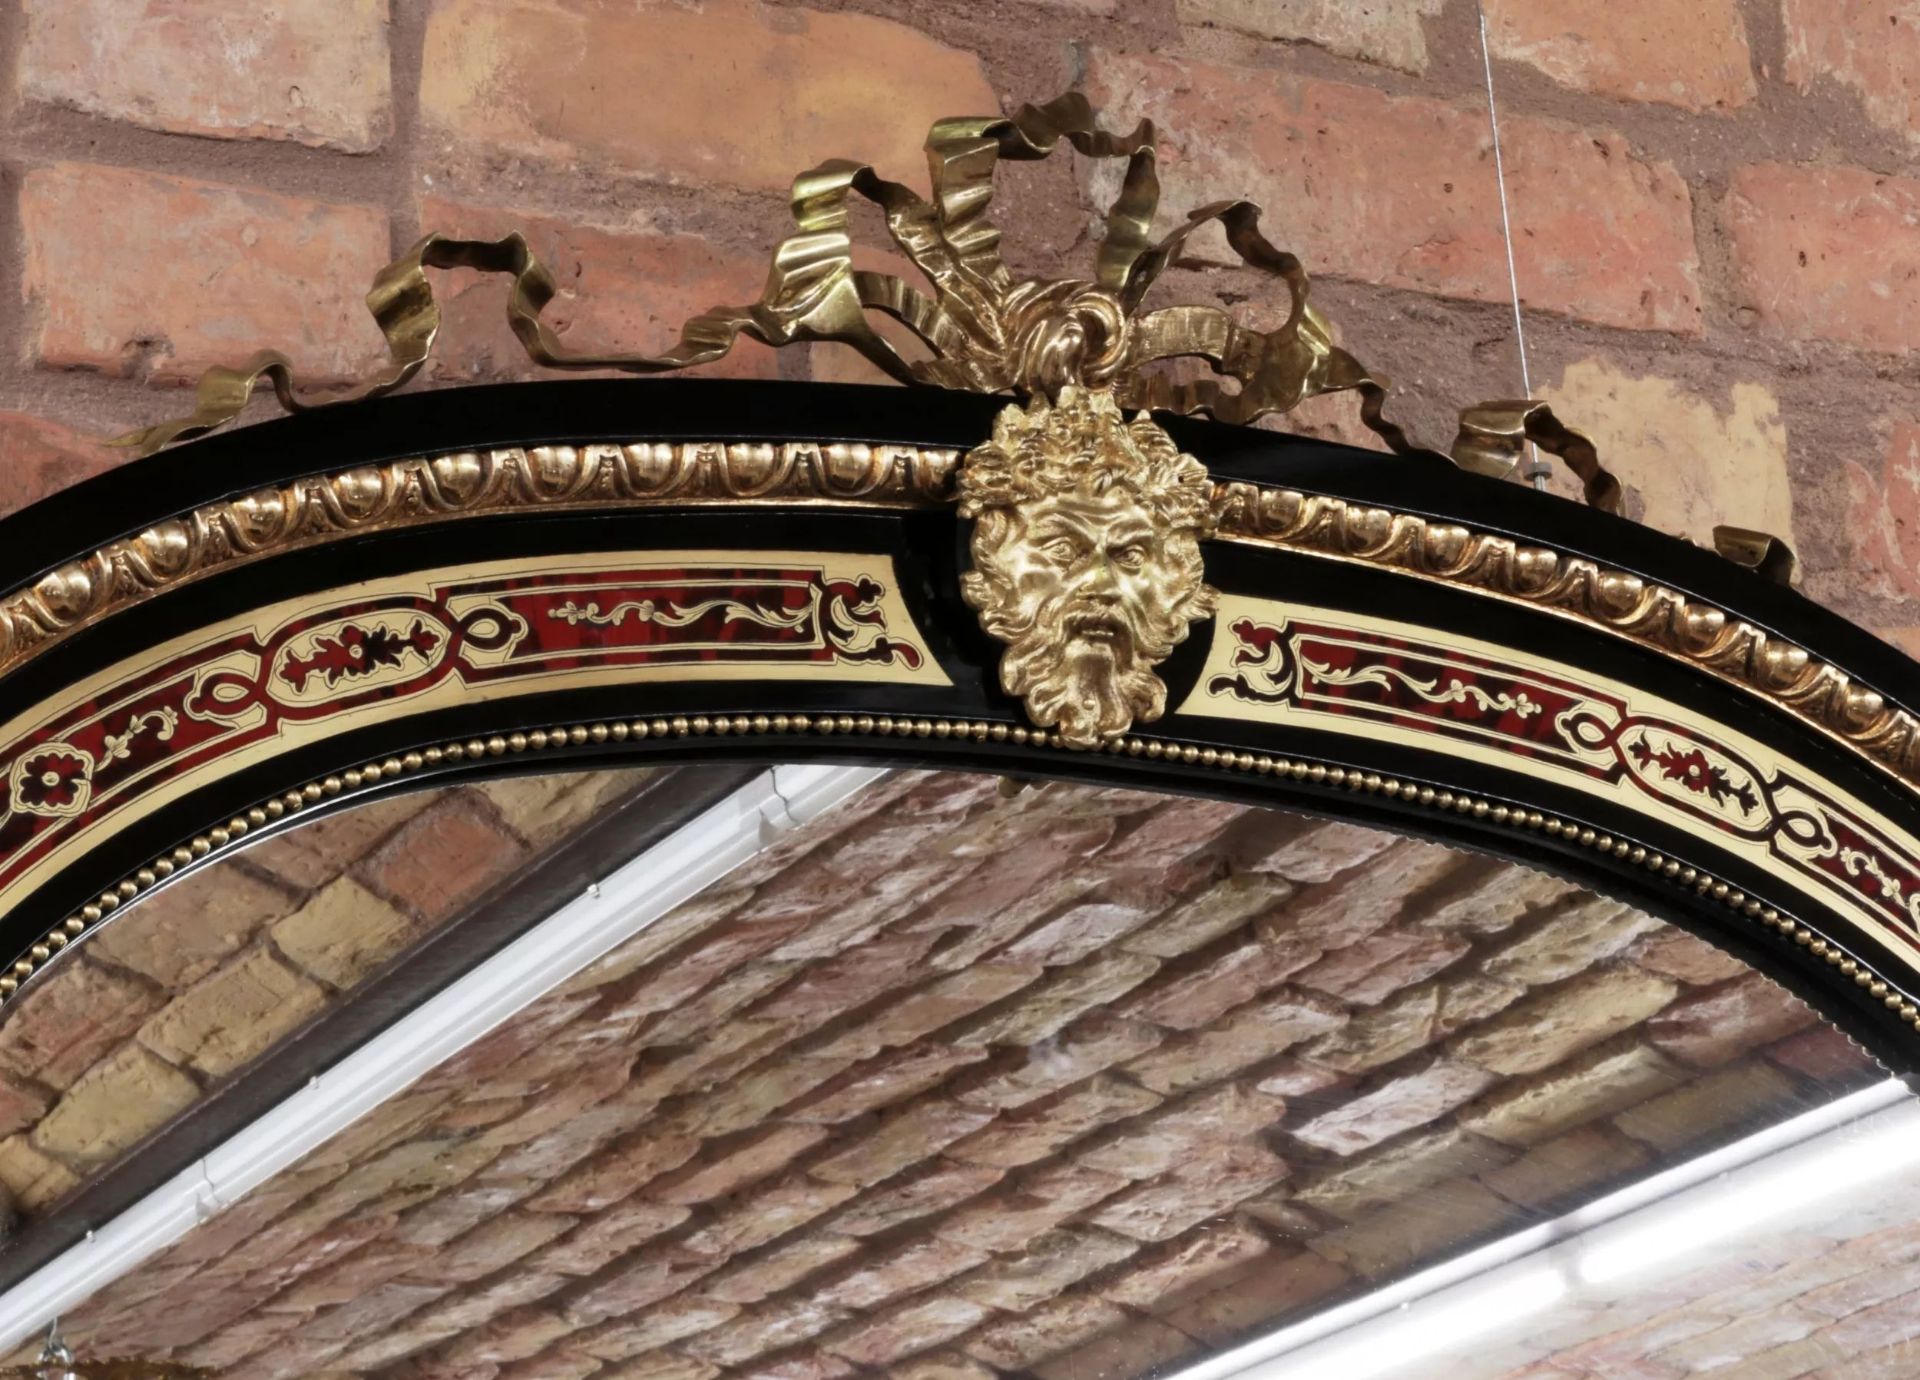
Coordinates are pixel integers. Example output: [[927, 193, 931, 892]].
[[1712, 525, 1799, 585], [1452, 400, 1620, 514], [116, 89, 1636, 522]]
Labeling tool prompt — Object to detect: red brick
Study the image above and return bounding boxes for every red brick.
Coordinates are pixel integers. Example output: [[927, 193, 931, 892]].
[[1102, 797, 1246, 870], [1628, 928, 1751, 987], [1311, 1177, 1515, 1277], [1295, 929, 1469, 1005], [1125, 990, 1345, 1095], [136, 949, 329, 1079], [751, 930, 941, 1020], [1177, 0, 1442, 73], [0, 1075, 51, 1140], [681, 1296, 845, 1367], [1238, 818, 1397, 884], [808, 1101, 994, 1188], [1085, 1142, 1289, 1242], [954, 1228, 1137, 1311], [1085, 52, 1701, 334], [933, 1165, 1129, 1252], [436, 1212, 575, 1283], [820, 1293, 994, 1366], [530, 1198, 692, 1277], [21, 163, 391, 383], [497, 1353, 602, 1380], [821, 1159, 1006, 1236], [21, 0, 391, 151], [577, 1298, 738, 1360], [1483, 0, 1754, 110], [1764, 1023, 1879, 1085], [527, 1132, 700, 1214], [1262, 842, 1467, 951], [1098, 1216, 1271, 1311], [813, 963, 1041, 1057], [271, 1238, 434, 1311], [1002, 899, 1163, 967], [421, 0, 996, 194], [787, 1046, 988, 1125], [1727, 163, 1920, 353], [1117, 874, 1288, 960], [1125, 935, 1318, 1029], [0, 411, 120, 519], [811, 1238, 990, 1310], [1785, 0, 1920, 149], [1156, 1250, 1350, 1345], [357, 796, 532, 923], [1293, 1057, 1498, 1155], [0, 957, 162, 1090], [93, 866, 300, 988], [425, 995, 597, 1093], [384, 1273, 563, 1348], [647, 1124, 829, 1205], [955, 1016, 1164, 1108], [678, 1175, 856, 1260], [245, 790, 443, 890], [947, 1075, 1160, 1169], [1647, 977, 1815, 1069], [1077, 1084, 1287, 1180], [960, 1296, 1130, 1372], [698, 1234, 863, 1306], [910, 826, 1114, 936], [440, 1305, 573, 1366], [1851, 427, 1920, 602], [564, 1250, 723, 1327]]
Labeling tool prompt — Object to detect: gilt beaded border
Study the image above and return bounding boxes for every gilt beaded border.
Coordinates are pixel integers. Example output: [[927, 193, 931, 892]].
[[4, 711, 1915, 1037]]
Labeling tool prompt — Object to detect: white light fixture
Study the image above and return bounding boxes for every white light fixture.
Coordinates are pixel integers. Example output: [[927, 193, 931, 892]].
[[1263, 1270, 1569, 1380], [0, 764, 887, 1354], [1165, 1077, 1915, 1380], [1575, 1088, 1920, 1285]]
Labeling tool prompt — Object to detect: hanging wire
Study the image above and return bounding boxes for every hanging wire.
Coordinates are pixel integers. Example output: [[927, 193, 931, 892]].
[[1475, 5, 1549, 490]]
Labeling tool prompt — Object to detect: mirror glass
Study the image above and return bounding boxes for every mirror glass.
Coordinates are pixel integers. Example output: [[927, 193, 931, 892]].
[[0, 767, 1906, 1379]]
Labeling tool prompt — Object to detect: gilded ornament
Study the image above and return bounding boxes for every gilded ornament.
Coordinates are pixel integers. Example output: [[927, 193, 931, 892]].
[[62, 86, 1825, 754], [110, 91, 1622, 517], [957, 387, 1216, 746]]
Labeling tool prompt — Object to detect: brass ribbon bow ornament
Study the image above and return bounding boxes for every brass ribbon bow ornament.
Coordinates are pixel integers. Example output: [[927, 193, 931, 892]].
[[123, 91, 1781, 741], [114, 90, 1609, 497]]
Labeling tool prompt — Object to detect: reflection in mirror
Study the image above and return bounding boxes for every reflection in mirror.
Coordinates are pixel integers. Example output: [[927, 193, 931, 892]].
[[0, 769, 1905, 1379]]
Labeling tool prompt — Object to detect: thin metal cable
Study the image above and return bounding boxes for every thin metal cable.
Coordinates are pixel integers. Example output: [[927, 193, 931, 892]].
[[1476, 6, 1548, 489]]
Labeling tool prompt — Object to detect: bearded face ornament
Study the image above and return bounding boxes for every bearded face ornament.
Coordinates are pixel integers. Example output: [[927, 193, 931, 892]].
[[958, 387, 1219, 748]]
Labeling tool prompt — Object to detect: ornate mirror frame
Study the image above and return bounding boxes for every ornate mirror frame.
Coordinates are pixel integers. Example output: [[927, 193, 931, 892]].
[[3, 94, 1919, 1085], [6, 377, 1920, 1076]]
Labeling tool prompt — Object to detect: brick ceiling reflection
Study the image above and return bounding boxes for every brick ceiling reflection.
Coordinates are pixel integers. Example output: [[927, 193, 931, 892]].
[[0, 769, 1886, 1379]]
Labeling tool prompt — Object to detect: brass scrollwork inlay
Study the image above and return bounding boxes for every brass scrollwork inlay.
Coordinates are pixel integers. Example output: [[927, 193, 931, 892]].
[[1211, 482, 1920, 789], [0, 442, 1907, 800], [0, 442, 957, 681]]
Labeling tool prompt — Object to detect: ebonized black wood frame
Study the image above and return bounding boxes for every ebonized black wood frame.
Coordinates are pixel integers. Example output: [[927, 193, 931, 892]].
[[2, 379, 1917, 1078]]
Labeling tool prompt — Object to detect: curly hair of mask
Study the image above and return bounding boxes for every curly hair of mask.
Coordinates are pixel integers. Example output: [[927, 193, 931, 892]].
[[956, 389, 1215, 536]]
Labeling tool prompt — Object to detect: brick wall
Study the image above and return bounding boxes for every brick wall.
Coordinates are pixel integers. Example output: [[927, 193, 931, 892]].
[[1, 0, 1918, 653]]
